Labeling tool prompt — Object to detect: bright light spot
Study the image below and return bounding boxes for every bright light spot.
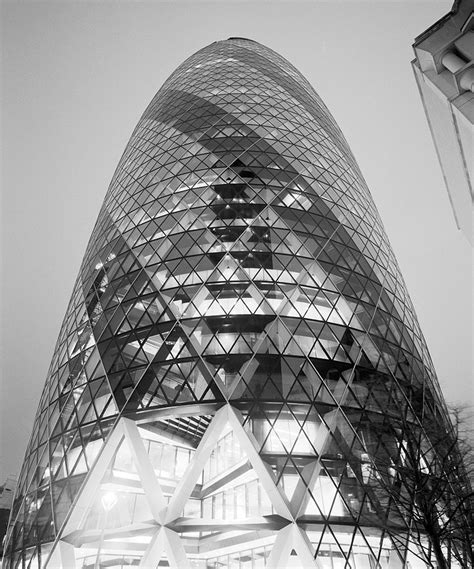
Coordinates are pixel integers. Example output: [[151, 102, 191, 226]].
[[101, 491, 118, 511]]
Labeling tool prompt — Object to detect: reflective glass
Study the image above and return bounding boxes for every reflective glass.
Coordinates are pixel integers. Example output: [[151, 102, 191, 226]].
[[3, 38, 470, 569]]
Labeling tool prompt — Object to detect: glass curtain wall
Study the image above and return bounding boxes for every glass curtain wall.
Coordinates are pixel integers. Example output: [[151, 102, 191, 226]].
[[4, 38, 471, 569]]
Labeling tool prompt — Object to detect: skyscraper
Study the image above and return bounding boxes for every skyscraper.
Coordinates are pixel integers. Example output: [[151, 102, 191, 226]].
[[4, 38, 471, 569]]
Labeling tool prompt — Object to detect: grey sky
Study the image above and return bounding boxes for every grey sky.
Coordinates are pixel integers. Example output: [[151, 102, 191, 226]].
[[1, 1, 471, 483]]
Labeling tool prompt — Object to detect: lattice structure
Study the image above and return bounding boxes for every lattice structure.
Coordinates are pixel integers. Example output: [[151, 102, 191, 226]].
[[4, 39, 471, 569]]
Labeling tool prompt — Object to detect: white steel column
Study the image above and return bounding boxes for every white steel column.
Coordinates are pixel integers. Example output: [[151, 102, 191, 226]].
[[121, 417, 166, 523], [266, 524, 319, 569], [45, 540, 77, 569], [61, 423, 125, 536]]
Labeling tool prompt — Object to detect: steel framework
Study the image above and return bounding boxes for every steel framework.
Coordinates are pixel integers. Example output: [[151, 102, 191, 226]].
[[4, 38, 471, 569]]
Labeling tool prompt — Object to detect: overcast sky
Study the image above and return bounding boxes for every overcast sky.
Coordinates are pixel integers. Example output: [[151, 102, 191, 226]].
[[1, 0, 471, 483]]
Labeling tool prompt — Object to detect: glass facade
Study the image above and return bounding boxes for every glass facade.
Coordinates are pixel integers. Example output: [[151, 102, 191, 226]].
[[4, 38, 470, 568]]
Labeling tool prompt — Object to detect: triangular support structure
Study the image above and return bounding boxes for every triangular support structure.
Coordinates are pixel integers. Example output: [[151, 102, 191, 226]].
[[138, 526, 191, 569], [165, 403, 294, 523], [45, 417, 168, 568], [266, 523, 320, 569]]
